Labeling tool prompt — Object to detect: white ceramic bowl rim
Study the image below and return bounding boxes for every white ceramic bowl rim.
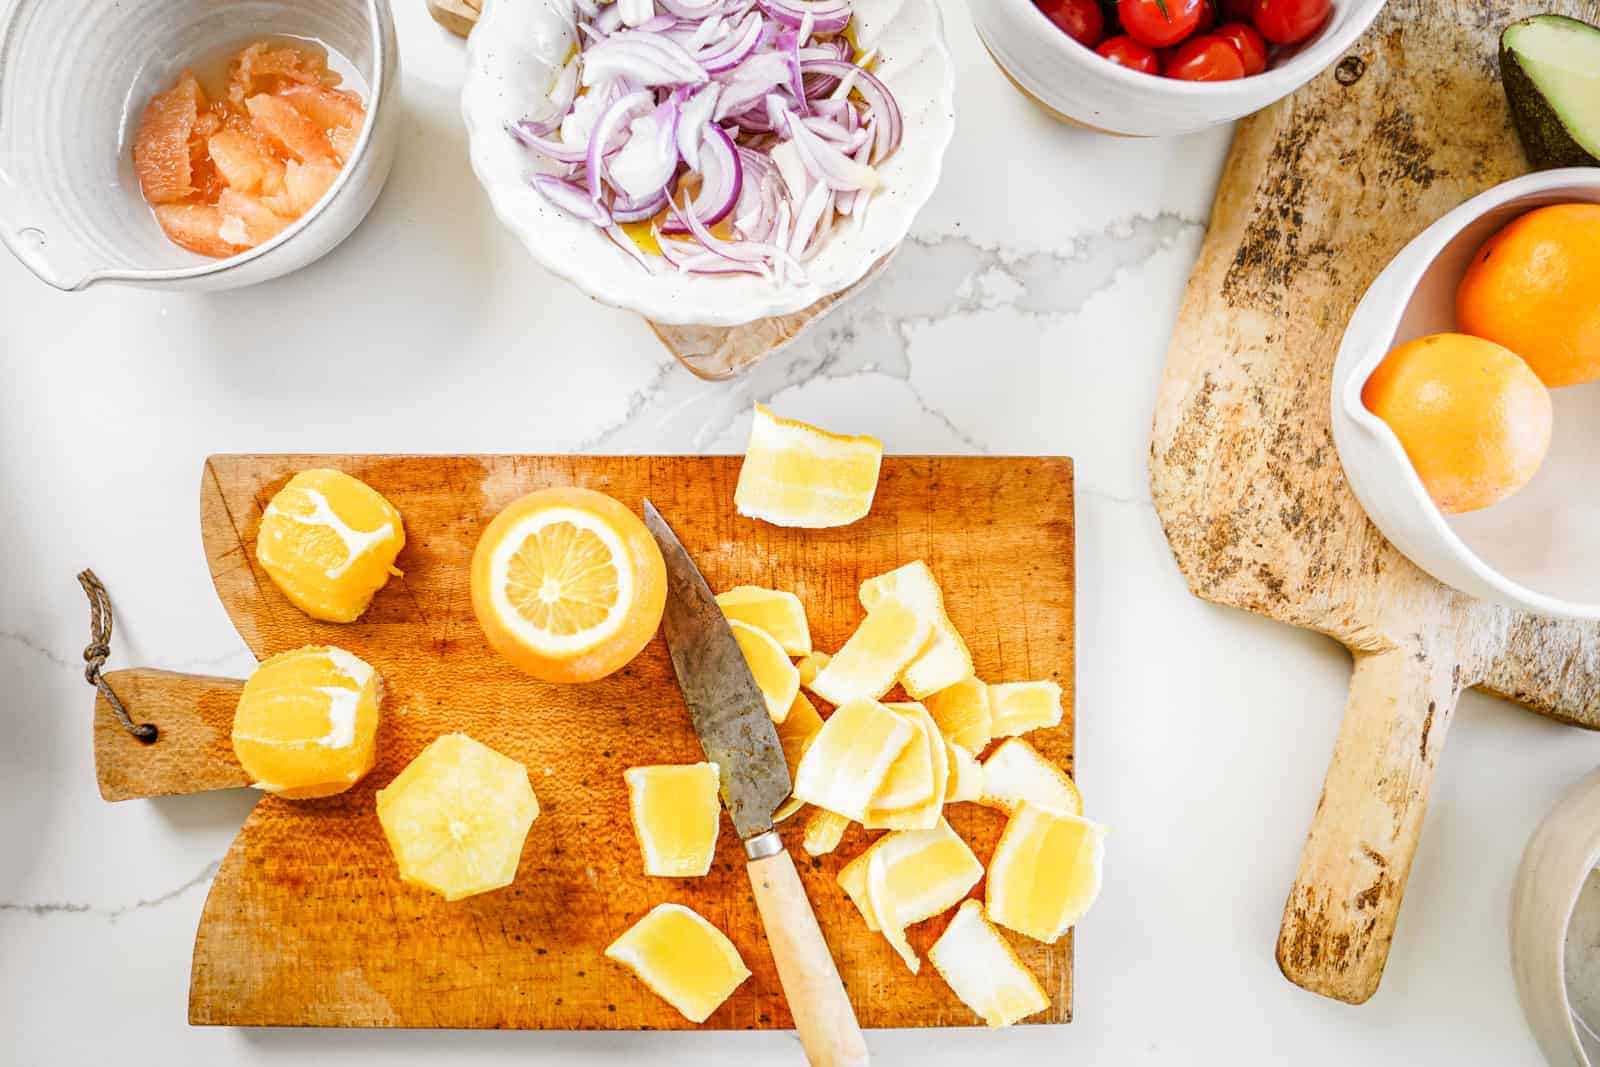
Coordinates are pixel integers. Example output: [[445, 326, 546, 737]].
[[0, 0, 390, 290], [461, 0, 956, 326], [1338, 167, 1600, 620], [997, 0, 1382, 101]]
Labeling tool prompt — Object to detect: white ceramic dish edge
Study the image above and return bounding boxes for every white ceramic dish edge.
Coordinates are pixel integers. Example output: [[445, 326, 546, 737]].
[[1512, 766, 1600, 1067], [971, 0, 1387, 138], [460, 0, 955, 326], [1330, 168, 1600, 621]]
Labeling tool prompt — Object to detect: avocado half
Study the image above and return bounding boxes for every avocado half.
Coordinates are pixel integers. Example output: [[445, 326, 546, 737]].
[[1501, 14, 1600, 169]]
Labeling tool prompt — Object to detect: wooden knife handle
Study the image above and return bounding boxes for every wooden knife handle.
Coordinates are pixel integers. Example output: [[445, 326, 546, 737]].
[[747, 841, 869, 1066], [1276, 643, 1460, 1004], [93, 668, 250, 802]]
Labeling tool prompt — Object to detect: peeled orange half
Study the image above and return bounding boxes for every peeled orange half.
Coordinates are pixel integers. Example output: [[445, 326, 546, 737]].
[[231, 644, 382, 798], [606, 903, 751, 1023], [376, 733, 540, 902], [734, 405, 884, 529], [470, 487, 666, 683], [256, 468, 404, 623]]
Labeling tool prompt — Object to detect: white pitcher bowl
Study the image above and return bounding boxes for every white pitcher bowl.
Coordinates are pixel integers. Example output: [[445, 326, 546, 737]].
[[1330, 168, 1600, 620], [0, 0, 399, 291]]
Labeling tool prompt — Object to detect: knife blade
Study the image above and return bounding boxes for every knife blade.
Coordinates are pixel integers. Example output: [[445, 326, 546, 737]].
[[642, 499, 791, 842]]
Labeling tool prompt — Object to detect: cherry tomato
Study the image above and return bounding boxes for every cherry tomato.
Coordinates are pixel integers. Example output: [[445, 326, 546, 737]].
[[1214, 21, 1268, 75], [1251, 0, 1330, 45], [1194, 0, 1216, 34], [1119, 0, 1207, 49], [1217, 0, 1255, 20], [1163, 33, 1246, 80], [1035, 0, 1104, 46], [1095, 34, 1162, 73]]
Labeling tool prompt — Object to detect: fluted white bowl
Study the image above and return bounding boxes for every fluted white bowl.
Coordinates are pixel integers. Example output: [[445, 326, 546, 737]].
[[0, 0, 399, 291], [971, 0, 1386, 138], [1330, 168, 1600, 620], [461, 0, 955, 326]]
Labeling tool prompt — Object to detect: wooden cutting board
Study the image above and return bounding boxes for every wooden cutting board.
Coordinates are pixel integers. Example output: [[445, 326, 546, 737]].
[[92, 454, 1075, 1029], [1150, 0, 1600, 1007]]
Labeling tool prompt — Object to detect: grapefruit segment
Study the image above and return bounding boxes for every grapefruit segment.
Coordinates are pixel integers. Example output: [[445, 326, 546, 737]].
[[133, 71, 206, 204], [245, 92, 338, 164]]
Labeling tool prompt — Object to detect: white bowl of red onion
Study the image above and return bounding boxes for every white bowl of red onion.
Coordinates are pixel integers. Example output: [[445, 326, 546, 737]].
[[972, 0, 1386, 137], [462, 0, 954, 326]]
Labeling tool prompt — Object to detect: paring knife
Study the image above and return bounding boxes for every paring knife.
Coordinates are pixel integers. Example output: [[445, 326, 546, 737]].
[[643, 500, 869, 1067]]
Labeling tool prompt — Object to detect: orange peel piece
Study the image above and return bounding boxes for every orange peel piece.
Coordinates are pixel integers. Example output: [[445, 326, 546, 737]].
[[734, 404, 883, 529], [863, 702, 948, 831], [944, 740, 983, 804], [717, 586, 811, 656], [988, 681, 1064, 739], [924, 677, 993, 754], [837, 819, 983, 972], [986, 802, 1106, 944], [792, 699, 915, 822], [802, 808, 850, 856], [773, 692, 824, 824], [859, 561, 974, 698], [605, 903, 751, 1023], [928, 900, 1051, 1028], [728, 619, 800, 722], [624, 763, 722, 877], [979, 738, 1082, 817], [809, 599, 931, 707], [797, 650, 832, 689]]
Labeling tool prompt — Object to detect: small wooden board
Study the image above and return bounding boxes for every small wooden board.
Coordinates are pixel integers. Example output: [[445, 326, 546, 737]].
[[96, 454, 1074, 1029], [1150, 0, 1600, 1006]]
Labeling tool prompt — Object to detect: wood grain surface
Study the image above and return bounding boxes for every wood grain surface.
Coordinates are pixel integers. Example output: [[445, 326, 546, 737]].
[[93, 670, 248, 801], [1149, 0, 1600, 1005], [181, 454, 1074, 1029]]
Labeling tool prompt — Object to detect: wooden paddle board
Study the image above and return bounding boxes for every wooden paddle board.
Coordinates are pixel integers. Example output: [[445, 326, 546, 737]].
[[1149, 0, 1600, 1007], [92, 453, 1075, 1029]]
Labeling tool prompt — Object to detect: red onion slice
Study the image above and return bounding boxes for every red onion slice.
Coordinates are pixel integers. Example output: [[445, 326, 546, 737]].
[[756, 0, 850, 35], [583, 32, 709, 88], [659, 0, 725, 18], [780, 108, 878, 191], [660, 124, 743, 234], [675, 84, 722, 168], [611, 186, 672, 223], [516, 56, 581, 138], [508, 122, 591, 164], [693, 11, 763, 73], [533, 174, 612, 226], [595, 4, 624, 33], [586, 90, 654, 204], [618, 0, 658, 28], [608, 98, 682, 200], [798, 58, 900, 163]]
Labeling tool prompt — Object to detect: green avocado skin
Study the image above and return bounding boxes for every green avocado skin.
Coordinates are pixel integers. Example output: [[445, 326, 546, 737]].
[[1500, 15, 1600, 170]]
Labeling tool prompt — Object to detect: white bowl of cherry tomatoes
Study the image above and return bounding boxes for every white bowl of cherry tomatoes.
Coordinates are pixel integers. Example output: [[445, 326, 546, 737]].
[[972, 0, 1387, 137]]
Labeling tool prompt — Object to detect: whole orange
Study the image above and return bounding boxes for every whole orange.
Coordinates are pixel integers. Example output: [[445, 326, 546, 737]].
[[470, 487, 666, 683], [1456, 203, 1600, 388], [1361, 333, 1552, 514]]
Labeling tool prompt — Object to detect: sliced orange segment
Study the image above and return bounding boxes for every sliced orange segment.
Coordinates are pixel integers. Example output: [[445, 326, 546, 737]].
[[605, 903, 751, 1023], [980, 738, 1082, 817], [624, 763, 722, 877], [988, 681, 1064, 738], [929, 900, 1050, 1028], [231, 645, 382, 798], [376, 733, 540, 902], [255, 468, 405, 623], [796, 650, 832, 688], [924, 677, 992, 755], [864, 702, 947, 831], [717, 586, 812, 656], [809, 599, 931, 707], [944, 740, 983, 804], [986, 802, 1106, 944], [728, 619, 800, 722], [470, 487, 666, 683], [734, 404, 883, 529], [802, 808, 850, 856], [859, 561, 973, 698], [792, 698, 915, 821]]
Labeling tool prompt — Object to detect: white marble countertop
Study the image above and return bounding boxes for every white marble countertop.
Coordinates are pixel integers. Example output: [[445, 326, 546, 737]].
[[3, 1, 1596, 1063]]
